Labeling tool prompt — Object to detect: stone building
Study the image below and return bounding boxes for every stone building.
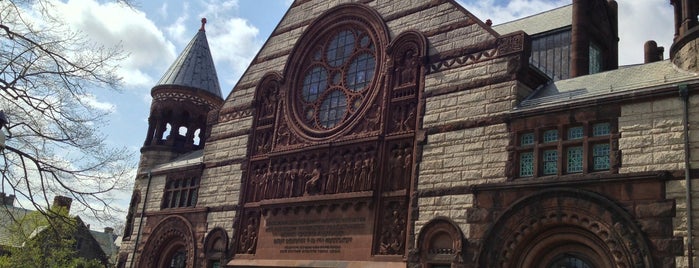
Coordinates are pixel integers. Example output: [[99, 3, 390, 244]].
[[118, 0, 699, 267]]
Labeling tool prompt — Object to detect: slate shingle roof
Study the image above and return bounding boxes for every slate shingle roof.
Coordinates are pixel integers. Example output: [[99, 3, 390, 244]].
[[157, 27, 223, 98], [493, 4, 572, 36], [517, 60, 699, 111]]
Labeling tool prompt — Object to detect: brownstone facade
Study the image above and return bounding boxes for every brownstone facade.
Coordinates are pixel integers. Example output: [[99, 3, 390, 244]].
[[120, 1, 699, 267]]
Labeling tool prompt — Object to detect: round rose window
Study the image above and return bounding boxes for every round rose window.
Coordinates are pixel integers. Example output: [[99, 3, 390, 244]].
[[295, 27, 378, 132]]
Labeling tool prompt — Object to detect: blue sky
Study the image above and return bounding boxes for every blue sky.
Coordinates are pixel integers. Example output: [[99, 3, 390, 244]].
[[41, 0, 673, 229]]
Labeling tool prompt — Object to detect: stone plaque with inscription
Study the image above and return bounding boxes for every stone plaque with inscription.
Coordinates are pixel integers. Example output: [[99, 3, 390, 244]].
[[255, 202, 374, 260]]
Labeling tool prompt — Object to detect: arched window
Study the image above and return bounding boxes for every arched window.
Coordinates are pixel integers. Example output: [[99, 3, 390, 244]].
[[548, 254, 593, 268], [167, 248, 186, 268], [162, 123, 172, 140]]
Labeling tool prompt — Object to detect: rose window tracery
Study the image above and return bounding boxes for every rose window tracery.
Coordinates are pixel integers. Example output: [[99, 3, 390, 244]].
[[295, 27, 377, 131]]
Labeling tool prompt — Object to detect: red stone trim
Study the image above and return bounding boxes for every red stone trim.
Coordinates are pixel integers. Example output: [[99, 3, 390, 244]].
[[138, 215, 196, 268], [477, 188, 654, 268], [414, 217, 465, 266], [427, 32, 525, 74]]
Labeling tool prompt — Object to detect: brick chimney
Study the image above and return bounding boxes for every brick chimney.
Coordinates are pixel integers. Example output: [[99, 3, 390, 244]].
[[52, 195, 72, 212], [644, 40, 664, 63], [1, 192, 15, 206]]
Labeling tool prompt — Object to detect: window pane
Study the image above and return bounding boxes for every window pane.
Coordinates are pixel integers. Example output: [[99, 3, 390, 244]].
[[327, 30, 355, 67], [346, 53, 376, 91], [318, 90, 348, 128], [567, 146, 583, 173], [543, 130, 558, 143], [520, 152, 534, 177], [568, 126, 583, 140], [301, 67, 328, 102], [593, 143, 611, 170], [593, 122, 610, 136], [589, 43, 602, 74], [543, 150, 558, 175], [521, 132, 535, 146]]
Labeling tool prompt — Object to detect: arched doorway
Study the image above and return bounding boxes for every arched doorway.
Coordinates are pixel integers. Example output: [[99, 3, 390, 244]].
[[138, 216, 196, 268], [477, 188, 653, 268]]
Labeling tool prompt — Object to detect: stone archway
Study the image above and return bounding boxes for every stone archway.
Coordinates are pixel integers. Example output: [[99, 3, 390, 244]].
[[138, 215, 196, 268], [415, 217, 466, 268], [477, 188, 653, 268]]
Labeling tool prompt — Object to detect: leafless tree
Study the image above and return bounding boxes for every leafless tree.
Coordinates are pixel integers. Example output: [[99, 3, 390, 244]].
[[0, 0, 135, 223]]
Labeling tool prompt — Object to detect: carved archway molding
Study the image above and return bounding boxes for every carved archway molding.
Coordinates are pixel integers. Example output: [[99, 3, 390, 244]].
[[138, 215, 196, 268], [414, 217, 465, 267], [204, 227, 229, 265], [477, 188, 653, 268]]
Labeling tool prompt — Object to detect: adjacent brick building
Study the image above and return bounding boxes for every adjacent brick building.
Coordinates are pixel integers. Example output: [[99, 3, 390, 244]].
[[119, 1, 699, 267]]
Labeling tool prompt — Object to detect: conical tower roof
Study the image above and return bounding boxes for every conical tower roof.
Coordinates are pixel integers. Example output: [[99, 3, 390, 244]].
[[156, 18, 222, 98]]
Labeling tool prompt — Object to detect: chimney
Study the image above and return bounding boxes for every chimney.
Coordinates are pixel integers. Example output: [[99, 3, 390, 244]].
[[104, 227, 114, 234], [644, 40, 664, 63], [1, 192, 15, 206], [52, 195, 72, 212]]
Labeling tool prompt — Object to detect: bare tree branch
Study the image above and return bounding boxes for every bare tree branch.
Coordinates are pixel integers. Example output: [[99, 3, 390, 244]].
[[0, 0, 135, 226]]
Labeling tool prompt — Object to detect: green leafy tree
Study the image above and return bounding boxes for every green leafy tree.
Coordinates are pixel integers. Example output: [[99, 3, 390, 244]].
[[0, 206, 105, 268]]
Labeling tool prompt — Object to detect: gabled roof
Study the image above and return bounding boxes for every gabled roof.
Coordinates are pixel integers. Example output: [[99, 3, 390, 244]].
[[156, 20, 222, 98], [517, 60, 699, 110], [493, 4, 572, 36], [89, 230, 118, 258]]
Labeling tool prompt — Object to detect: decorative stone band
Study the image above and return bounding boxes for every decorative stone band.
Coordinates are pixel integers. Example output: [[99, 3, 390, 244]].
[[427, 32, 527, 74]]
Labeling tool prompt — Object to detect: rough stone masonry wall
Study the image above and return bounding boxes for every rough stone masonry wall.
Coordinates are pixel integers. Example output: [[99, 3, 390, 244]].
[[118, 173, 166, 267], [619, 95, 699, 266]]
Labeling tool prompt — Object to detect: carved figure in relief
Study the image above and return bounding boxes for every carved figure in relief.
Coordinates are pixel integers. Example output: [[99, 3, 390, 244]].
[[353, 158, 362, 192], [398, 50, 417, 85], [362, 105, 380, 132], [239, 217, 258, 254], [343, 155, 354, 193], [276, 165, 285, 198], [379, 209, 405, 255], [325, 160, 338, 194], [390, 149, 404, 190], [259, 167, 269, 200], [285, 162, 298, 198], [358, 153, 369, 191], [367, 154, 375, 190], [402, 148, 412, 190], [250, 168, 261, 202], [305, 162, 322, 195], [336, 158, 347, 193], [277, 125, 290, 146], [261, 83, 278, 117]]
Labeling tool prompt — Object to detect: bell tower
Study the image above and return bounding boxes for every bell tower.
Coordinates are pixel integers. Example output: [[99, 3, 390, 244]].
[[138, 18, 223, 173]]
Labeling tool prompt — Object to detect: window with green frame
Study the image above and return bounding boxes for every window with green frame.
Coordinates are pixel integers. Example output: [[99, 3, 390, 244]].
[[516, 122, 614, 178]]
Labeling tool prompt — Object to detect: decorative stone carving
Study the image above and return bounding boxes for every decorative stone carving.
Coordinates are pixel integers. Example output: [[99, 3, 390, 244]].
[[377, 201, 407, 255], [238, 213, 259, 254]]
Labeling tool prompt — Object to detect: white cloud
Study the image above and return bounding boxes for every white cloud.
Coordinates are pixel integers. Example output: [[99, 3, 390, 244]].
[[617, 0, 673, 65], [165, 3, 190, 45], [52, 0, 177, 89], [458, 0, 569, 25], [79, 94, 116, 113], [207, 17, 261, 88], [158, 2, 168, 19]]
